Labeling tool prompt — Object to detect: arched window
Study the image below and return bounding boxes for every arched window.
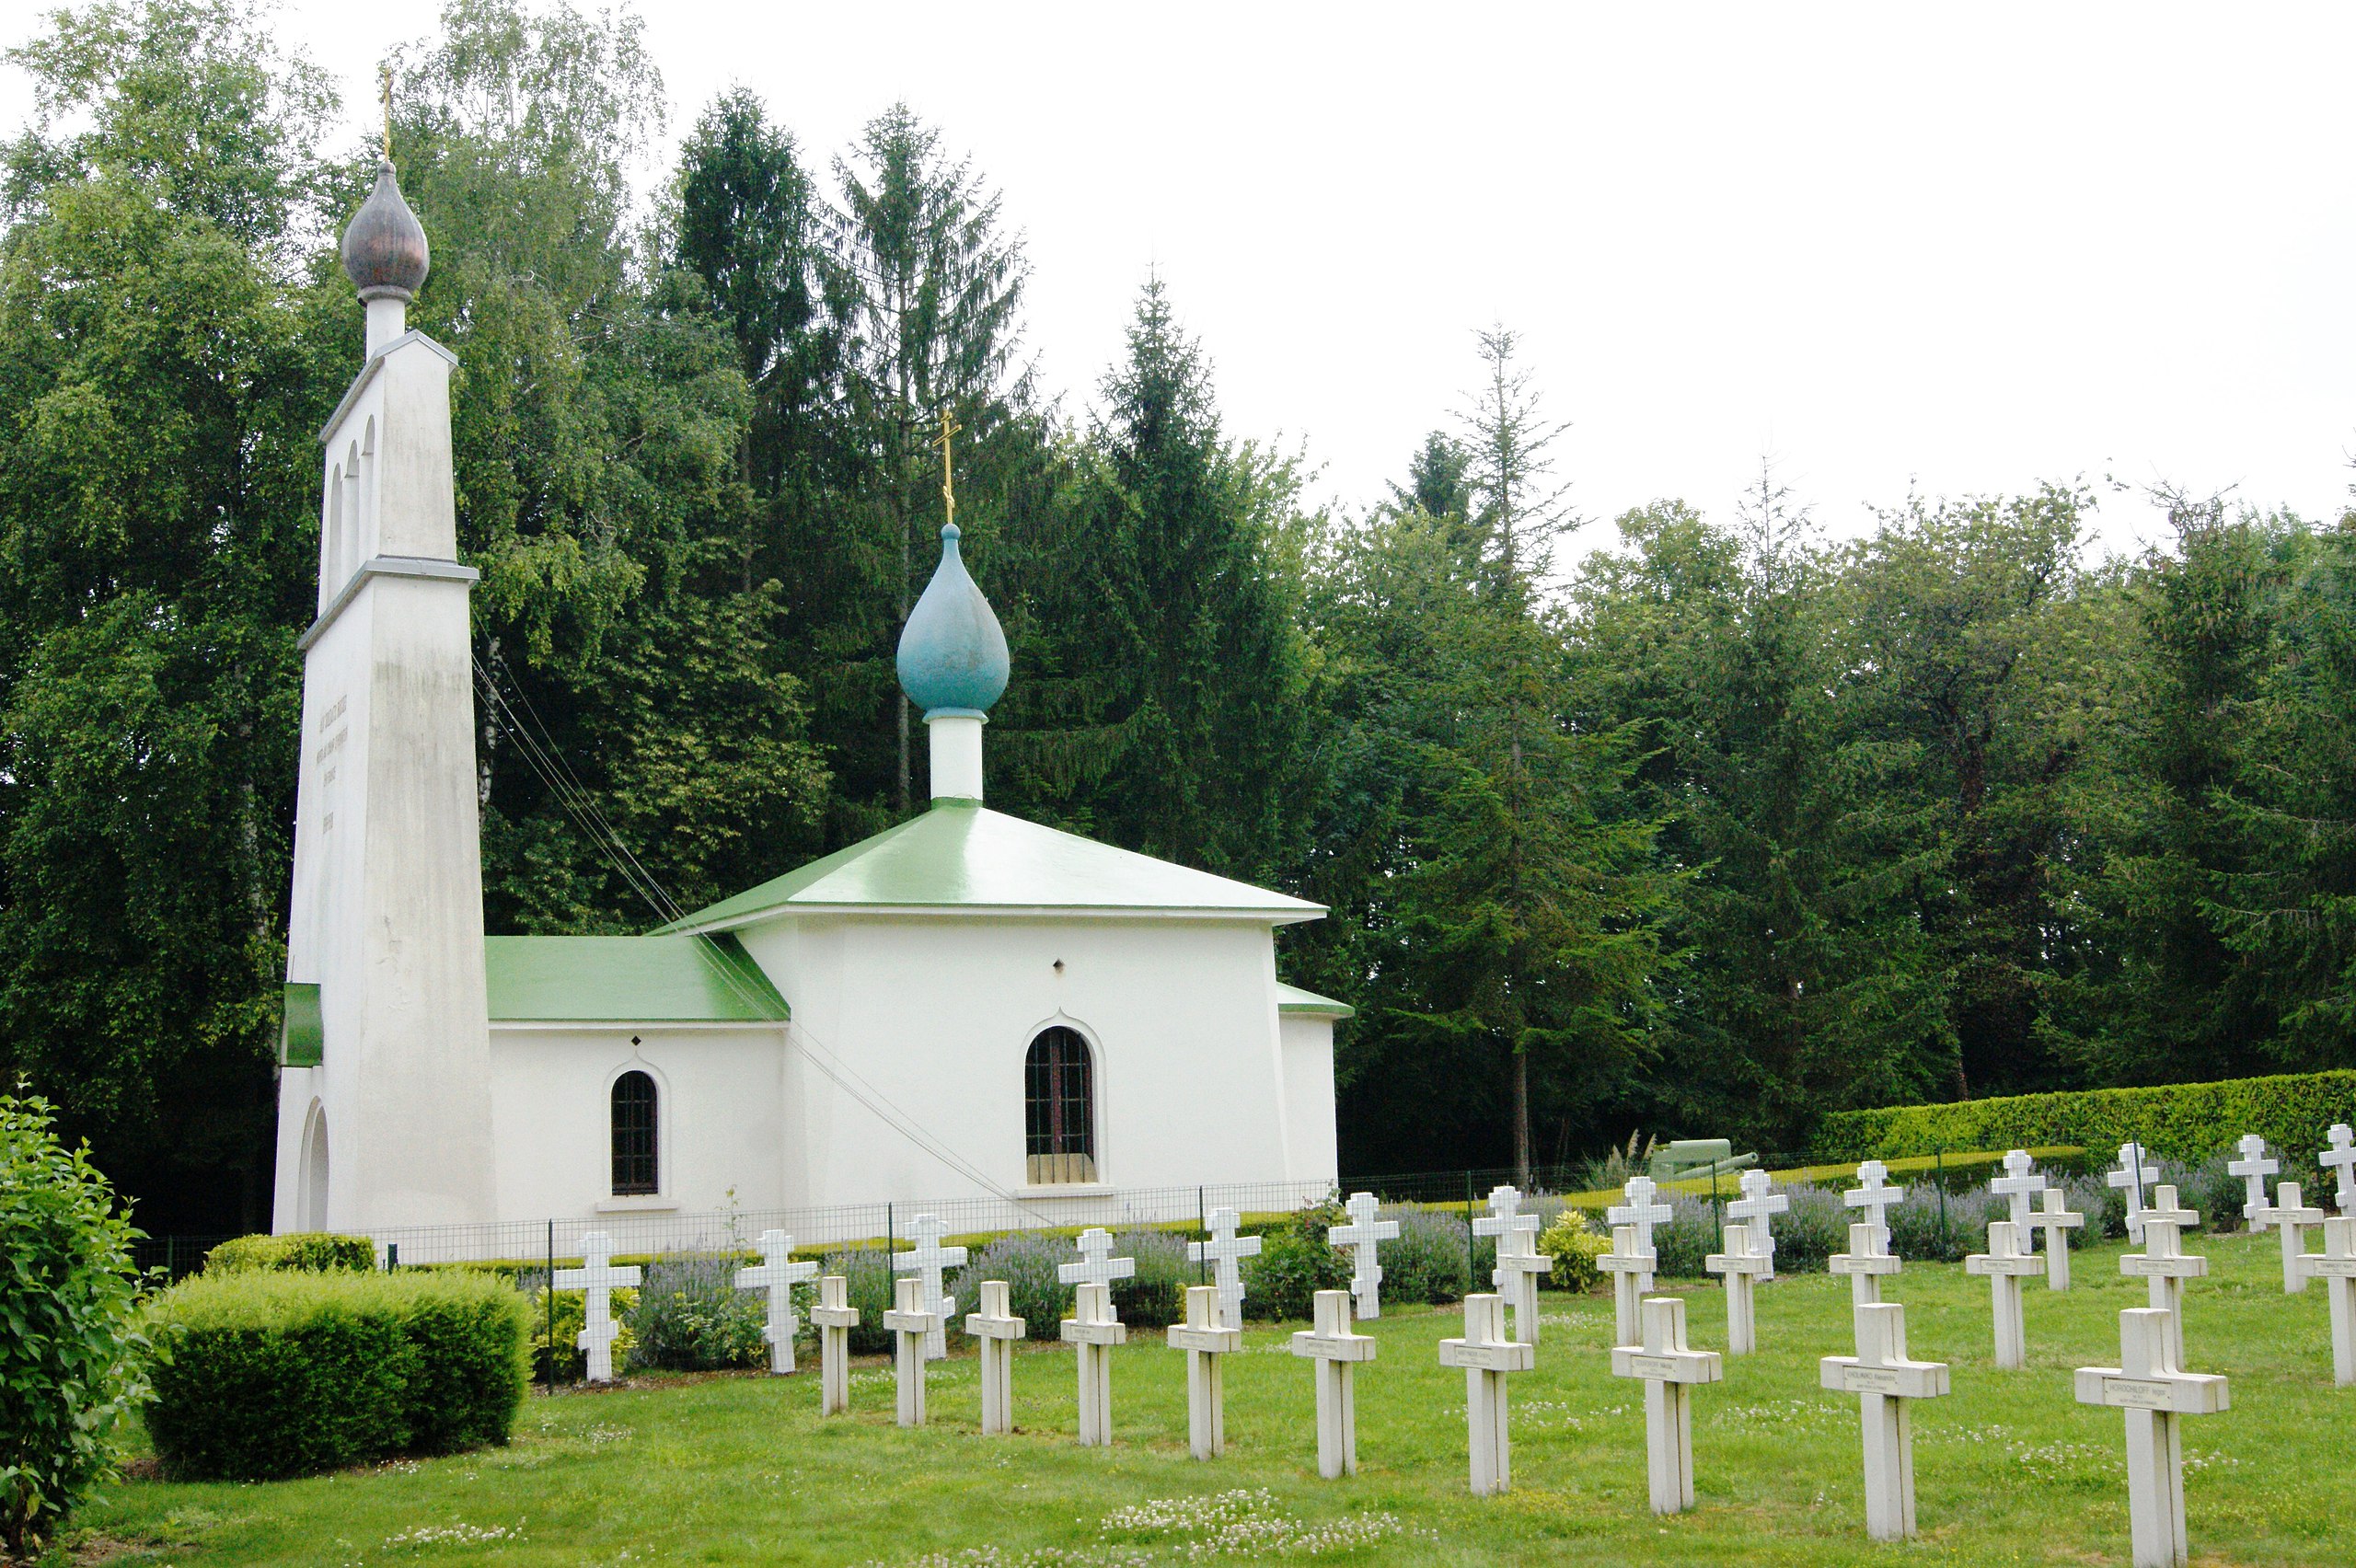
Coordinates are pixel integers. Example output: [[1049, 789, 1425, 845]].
[[610, 1070, 658, 1195], [1025, 1027, 1095, 1184]]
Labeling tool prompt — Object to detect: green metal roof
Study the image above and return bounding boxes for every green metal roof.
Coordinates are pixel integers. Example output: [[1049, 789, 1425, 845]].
[[483, 934, 788, 1022], [1276, 982, 1354, 1020], [653, 800, 1325, 934]]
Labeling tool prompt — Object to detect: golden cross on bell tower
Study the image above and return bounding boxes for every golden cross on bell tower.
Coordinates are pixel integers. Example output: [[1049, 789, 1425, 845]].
[[936, 407, 963, 530], [379, 65, 394, 162]]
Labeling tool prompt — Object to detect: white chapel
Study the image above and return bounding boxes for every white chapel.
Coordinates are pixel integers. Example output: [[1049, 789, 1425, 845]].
[[269, 157, 1347, 1239]]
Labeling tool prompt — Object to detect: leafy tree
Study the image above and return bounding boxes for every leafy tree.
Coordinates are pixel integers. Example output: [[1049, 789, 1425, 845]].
[[0, 0, 342, 1230], [834, 103, 1029, 813]]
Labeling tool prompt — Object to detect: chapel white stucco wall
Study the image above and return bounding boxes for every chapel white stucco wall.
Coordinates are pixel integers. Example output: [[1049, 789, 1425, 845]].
[[1278, 1015, 1339, 1184], [734, 913, 1327, 1207], [486, 1026, 790, 1220]]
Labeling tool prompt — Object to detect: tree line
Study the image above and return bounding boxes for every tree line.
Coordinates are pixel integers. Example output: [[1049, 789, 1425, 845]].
[[2, 0, 2350, 1232]]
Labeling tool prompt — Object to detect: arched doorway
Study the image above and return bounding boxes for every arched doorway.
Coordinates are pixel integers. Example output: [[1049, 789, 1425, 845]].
[[298, 1101, 330, 1231]]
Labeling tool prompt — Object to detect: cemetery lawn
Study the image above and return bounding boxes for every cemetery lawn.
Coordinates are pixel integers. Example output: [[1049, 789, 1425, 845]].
[[77, 1233, 2351, 1566]]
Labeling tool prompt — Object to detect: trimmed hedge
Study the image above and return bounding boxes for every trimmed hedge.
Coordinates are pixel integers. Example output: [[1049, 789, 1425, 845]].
[[144, 1271, 528, 1480], [1808, 1069, 2356, 1166], [204, 1232, 375, 1275]]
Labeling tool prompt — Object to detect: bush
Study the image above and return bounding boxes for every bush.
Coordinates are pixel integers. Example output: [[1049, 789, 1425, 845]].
[[1808, 1068, 2356, 1169], [1654, 1197, 1721, 1279], [0, 1095, 151, 1560], [1241, 1203, 1353, 1321], [1538, 1211, 1609, 1292], [204, 1232, 375, 1275], [1379, 1210, 1472, 1305], [624, 1253, 766, 1373], [1771, 1185, 1847, 1273], [822, 1248, 895, 1355], [951, 1233, 1072, 1342], [144, 1270, 527, 1481], [1887, 1185, 2005, 1262], [1108, 1230, 1188, 1330]]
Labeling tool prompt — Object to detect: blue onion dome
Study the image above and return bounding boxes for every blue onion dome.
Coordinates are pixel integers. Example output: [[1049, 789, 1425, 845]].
[[341, 159, 430, 302], [896, 524, 1010, 715]]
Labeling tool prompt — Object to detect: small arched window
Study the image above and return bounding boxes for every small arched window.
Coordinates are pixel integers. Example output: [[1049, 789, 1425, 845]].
[[1025, 1027, 1095, 1185], [611, 1070, 658, 1195]]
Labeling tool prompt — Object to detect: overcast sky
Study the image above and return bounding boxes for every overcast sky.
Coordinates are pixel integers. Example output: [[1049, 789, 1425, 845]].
[[6, 3, 2352, 563]]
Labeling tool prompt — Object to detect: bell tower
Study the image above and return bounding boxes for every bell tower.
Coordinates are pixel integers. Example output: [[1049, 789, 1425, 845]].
[[270, 144, 499, 1233]]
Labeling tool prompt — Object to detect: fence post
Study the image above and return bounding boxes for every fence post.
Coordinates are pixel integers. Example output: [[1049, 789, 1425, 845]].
[[886, 1203, 895, 1261], [1710, 1163, 1722, 1251], [387, 1242, 398, 1272], [544, 1219, 556, 1398], [1935, 1146, 1949, 1254], [1197, 1185, 1208, 1285]]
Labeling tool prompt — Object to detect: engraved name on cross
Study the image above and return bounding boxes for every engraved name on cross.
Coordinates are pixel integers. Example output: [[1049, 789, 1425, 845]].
[[1290, 1288, 1377, 1479], [1329, 1193, 1400, 1320], [1611, 1296, 1722, 1516], [1187, 1206, 1262, 1330], [733, 1228, 818, 1375], [1438, 1292, 1533, 1496], [552, 1231, 640, 1385], [892, 1212, 965, 1360], [1819, 1301, 1949, 1541], [1964, 1219, 2041, 1370], [1167, 1284, 1242, 1459], [2073, 1308, 2228, 1568]]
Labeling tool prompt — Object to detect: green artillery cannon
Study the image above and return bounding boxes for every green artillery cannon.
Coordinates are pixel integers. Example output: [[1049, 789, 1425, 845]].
[[1648, 1137, 1758, 1185]]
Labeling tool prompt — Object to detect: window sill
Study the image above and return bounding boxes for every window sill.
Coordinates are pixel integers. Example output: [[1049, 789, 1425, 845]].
[[595, 1195, 679, 1213], [1012, 1183, 1114, 1198]]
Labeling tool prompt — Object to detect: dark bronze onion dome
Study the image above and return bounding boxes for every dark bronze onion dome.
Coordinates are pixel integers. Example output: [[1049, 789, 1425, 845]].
[[341, 158, 429, 302]]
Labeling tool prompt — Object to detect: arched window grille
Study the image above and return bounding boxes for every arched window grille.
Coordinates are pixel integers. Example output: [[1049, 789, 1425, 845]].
[[611, 1070, 658, 1195], [1024, 1027, 1095, 1184]]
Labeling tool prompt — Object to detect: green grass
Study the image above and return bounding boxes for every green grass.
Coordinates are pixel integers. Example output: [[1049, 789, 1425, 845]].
[[70, 1232, 2354, 1566]]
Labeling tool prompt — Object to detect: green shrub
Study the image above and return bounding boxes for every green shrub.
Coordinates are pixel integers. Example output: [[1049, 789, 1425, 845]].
[[625, 1253, 767, 1372], [514, 1282, 634, 1383], [1108, 1230, 1187, 1330], [204, 1231, 375, 1275], [1808, 1069, 2356, 1168], [822, 1248, 895, 1355], [144, 1271, 527, 1481], [951, 1233, 1073, 1341], [1538, 1211, 1609, 1291], [1380, 1209, 1472, 1305], [0, 1095, 151, 1560], [1241, 1203, 1353, 1320]]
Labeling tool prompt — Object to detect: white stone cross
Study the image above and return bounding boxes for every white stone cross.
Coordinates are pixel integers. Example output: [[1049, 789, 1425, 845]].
[[2300, 1215, 2356, 1386], [2226, 1133, 2279, 1232], [2323, 1124, 2356, 1216], [2030, 1186, 2085, 1291], [552, 1232, 641, 1385], [1727, 1169, 1790, 1280], [1704, 1218, 1774, 1355], [1829, 1220, 1903, 1309], [1473, 1185, 1553, 1346], [881, 1275, 940, 1427], [2073, 1308, 2228, 1568], [1964, 1219, 2041, 1370], [809, 1273, 859, 1415], [1600, 1225, 1654, 1347], [1611, 1296, 1723, 1516], [964, 1278, 1027, 1435], [2119, 1184, 2206, 1371], [2269, 1181, 2326, 1296], [892, 1213, 966, 1360], [1819, 1301, 1950, 1541], [1842, 1160, 1907, 1251], [1186, 1206, 1263, 1330], [733, 1229, 818, 1375], [1438, 1292, 1534, 1496], [1328, 1193, 1400, 1320], [1060, 1279, 1128, 1447], [1166, 1284, 1242, 1458], [2109, 1142, 2156, 1242], [1608, 1175, 1675, 1258], [1290, 1288, 1378, 1479], [1059, 1227, 1137, 1292], [1991, 1148, 2048, 1236]]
